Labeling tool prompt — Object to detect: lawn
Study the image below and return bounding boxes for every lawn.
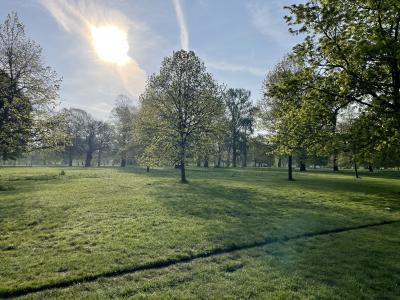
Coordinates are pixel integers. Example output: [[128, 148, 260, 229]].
[[0, 166, 399, 299]]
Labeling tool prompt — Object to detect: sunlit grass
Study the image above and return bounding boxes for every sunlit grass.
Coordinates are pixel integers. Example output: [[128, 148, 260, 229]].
[[0, 166, 399, 298]]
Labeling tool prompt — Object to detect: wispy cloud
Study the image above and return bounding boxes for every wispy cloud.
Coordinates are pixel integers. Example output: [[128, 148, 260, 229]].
[[247, 1, 291, 44], [172, 0, 189, 50], [207, 60, 266, 77]]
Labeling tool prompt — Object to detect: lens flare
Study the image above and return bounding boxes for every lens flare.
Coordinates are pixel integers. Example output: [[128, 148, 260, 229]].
[[91, 25, 130, 66]]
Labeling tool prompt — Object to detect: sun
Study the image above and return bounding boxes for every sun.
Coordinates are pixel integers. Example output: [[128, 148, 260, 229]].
[[90, 25, 130, 66]]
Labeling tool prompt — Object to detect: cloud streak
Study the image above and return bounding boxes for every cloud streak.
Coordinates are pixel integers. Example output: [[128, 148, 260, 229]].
[[172, 0, 189, 50], [207, 61, 266, 77]]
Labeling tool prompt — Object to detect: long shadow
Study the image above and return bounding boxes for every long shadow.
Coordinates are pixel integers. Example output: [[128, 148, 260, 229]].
[[118, 167, 400, 196], [1, 219, 398, 298]]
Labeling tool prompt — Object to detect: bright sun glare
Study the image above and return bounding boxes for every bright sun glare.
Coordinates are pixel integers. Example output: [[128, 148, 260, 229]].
[[91, 25, 130, 66]]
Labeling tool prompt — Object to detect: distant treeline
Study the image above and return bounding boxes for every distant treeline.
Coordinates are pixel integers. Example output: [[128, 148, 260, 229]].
[[1, 1, 400, 182]]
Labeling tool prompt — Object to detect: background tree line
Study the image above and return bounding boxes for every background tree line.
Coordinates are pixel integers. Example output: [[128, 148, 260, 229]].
[[1, 2, 400, 183]]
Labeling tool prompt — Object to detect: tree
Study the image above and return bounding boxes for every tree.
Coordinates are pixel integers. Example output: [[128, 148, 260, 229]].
[[0, 71, 32, 159], [83, 117, 101, 167], [96, 121, 114, 167], [135, 50, 223, 183], [0, 12, 62, 160], [259, 56, 309, 180], [224, 88, 255, 167], [63, 108, 87, 166], [249, 135, 274, 167], [285, 0, 400, 148], [111, 95, 136, 167]]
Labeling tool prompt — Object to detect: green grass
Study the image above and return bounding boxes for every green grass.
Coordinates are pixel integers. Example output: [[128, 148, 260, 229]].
[[0, 166, 399, 299]]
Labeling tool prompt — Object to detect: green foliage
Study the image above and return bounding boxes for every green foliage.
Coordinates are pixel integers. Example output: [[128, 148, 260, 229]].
[[224, 88, 255, 167], [0, 72, 32, 159], [0, 12, 64, 159], [259, 56, 310, 156], [134, 50, 224, 181], [285, 0, 400, 146], [111, 95, 137, 166]]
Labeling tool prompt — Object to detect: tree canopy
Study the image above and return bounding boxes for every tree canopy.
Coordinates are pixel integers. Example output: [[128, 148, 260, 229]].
[[134, 50, 223, 182]]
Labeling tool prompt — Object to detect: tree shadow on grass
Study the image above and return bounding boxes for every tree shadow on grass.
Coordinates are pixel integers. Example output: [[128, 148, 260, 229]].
[[250, 222, 400, 299], [146, 179, 396, 252]]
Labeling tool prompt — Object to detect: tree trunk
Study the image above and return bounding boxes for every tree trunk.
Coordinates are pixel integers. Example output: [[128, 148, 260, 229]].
[[85, 152, 92, 167], [333, 155, 339, 172], [368, 164, 373, 172], [120, 157, 126, 167], [278, 157, 282, 168], [227, 145, 231, 167], [146, 166, 150, 172], [196, 158, 201, 167], [332, 112, 339, 172], [299, 161, 306, 172], [180, 160, 188, 183], [97, 150, 102, 167], [204, 156, 209, 168], [217, 154, 222, 168], [242, 145, 247, 167], [68, 152, 73, 167], [288, 155, 294, 181], [354, 159, 359, 179], [232, 141, 237, 167]]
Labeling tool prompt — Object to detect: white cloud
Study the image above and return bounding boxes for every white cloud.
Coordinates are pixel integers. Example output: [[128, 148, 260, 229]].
[[172, 0, 189, 50], [207, 60, 266, 77]]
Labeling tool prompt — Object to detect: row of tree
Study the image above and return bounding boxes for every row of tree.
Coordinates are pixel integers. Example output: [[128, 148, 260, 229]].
[[2, 2, 400, 183]]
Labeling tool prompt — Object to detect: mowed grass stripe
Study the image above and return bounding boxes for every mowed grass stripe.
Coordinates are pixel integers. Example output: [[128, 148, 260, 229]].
[[2, 219, 398, 299]]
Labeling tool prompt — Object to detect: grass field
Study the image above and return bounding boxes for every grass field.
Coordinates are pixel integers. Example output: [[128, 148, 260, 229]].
[[0, 166, 399, 299]]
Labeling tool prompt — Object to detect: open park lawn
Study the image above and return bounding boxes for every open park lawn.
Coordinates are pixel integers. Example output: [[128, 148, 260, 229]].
[[0, 167, 399, 299]]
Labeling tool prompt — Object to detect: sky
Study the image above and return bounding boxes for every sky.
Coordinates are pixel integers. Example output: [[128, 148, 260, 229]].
[[1, 0, 303, 119]]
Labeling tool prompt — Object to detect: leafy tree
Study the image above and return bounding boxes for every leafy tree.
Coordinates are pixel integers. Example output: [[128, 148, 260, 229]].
[[63, 108, 87, 166], [224, 88, 255, 167], [0, 71, 32, 159], [135, 50, 223, 183], [111, 95, 137, 167], [285, 0, 400, 148], [0, 12, 62, 159], [259, 56, 310, 180], [83, 117, 101, 167], [96, 121, 114, 167]]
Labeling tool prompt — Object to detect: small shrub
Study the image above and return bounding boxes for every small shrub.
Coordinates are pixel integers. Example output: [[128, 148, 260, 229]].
[[60, 170, 66, 176]]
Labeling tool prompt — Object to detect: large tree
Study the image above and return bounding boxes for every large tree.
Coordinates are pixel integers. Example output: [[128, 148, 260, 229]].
[[0, 12, 62, 160], [259, 56, 312, 180], [135, 50, 223, 183], [285, 0, 400, 146]]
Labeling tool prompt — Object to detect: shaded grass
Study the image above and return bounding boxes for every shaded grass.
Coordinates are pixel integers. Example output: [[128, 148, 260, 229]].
[[0, 166, 399, 298], [17, 222, 400, 299], [2, 219, 397, 298]]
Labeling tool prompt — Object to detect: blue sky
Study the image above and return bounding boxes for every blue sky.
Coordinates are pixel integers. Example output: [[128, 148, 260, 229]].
[[1, 0, 302, 119]]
